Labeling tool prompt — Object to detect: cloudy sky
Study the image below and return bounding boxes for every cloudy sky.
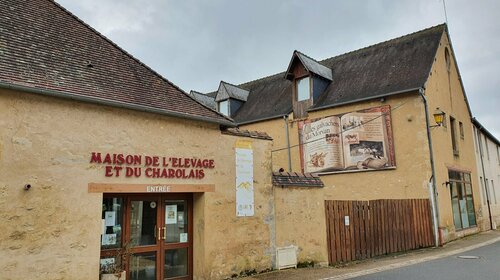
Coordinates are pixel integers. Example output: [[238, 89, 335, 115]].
[[56, 0, 500, 139]]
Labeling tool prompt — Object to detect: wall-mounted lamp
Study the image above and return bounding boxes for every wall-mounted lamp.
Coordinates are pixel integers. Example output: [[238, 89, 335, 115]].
[[443, 181, 451, 188], [430, 108, 445, 128]]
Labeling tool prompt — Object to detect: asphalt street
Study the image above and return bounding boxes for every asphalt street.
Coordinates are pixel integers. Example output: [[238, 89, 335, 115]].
[[351, 241, 500, 280]]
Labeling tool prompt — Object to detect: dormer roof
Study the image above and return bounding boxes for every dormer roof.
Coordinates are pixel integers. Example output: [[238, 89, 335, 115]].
[[285, 50, 333, 81], [215, 81, 250, 102], [189, 90, 217, 110]]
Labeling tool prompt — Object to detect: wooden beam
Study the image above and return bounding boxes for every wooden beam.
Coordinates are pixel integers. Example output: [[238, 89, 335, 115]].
[[88, 183, 215, 193]]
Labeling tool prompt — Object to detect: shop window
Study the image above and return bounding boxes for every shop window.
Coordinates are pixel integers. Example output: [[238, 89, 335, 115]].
[[450, 117, 459, 156], [101, 197, 124, 249], [218, 100, 229, 116], [459, 121, 464, 139], [449, 170, 476, 230], [296, 76, 310, 101]]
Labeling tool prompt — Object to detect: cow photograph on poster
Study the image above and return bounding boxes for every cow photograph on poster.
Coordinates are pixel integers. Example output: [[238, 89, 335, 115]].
[[298, 105, 396, 173]]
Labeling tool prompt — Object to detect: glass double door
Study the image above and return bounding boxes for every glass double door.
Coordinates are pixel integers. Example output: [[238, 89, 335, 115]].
[[126, 194, 192, 280]]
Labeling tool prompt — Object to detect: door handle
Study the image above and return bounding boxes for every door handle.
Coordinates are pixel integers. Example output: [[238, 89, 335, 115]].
[[157, 226, 161, 241], [163, 226, 167, 240]]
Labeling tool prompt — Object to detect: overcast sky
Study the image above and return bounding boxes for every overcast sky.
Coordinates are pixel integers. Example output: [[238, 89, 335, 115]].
[[56, 0, 500, 139]]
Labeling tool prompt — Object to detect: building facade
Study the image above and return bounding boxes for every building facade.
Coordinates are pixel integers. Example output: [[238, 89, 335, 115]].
[[473, 118, 500, 229], [0, 1, 279, 279], [196, 24, 486, 256]]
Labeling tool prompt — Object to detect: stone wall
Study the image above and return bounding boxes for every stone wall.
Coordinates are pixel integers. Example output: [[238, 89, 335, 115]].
[[0, 89, 273, 279]]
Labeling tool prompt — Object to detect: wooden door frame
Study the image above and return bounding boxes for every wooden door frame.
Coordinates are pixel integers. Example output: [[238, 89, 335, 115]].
[[159, 193, 193, 280], [100, 193, 194, 280]]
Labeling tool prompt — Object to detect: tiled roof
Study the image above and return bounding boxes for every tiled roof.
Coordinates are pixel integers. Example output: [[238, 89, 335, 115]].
[[228, 24, 446, 124], [221, 128, 272, 140], [272, 172, 324, 187], [0, 0, 233, 126]]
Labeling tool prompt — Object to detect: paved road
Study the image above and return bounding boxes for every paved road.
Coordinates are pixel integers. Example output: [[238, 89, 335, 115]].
[[352, 241, 500, 280]]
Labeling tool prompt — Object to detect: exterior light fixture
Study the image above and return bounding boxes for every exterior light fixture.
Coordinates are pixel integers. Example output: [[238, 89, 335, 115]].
[[430, 108, 445, 127]]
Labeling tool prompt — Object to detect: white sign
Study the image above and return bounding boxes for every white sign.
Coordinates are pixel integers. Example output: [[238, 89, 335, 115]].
[[104, 211, 116, 226], [180, 233, 188, 243], [344, 216, 350, 226], [165, 205, 177, 224], [101, 233, 117, 245], [236, 142, 254, 217]]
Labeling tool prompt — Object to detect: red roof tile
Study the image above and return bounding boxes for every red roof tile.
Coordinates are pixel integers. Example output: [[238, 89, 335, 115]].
[[0, 0, 233, 125]]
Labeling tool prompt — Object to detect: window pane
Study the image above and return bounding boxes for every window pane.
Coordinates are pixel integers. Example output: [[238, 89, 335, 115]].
[[466, 196, 476, 226], [297, 77, 310, 101], [101, 197, 124, 249], [130, 200, 157, 246], [451, 196, 462, 229], [165, 247, 188, 278], [450, 117, 458, 154], [219, 100, 229, 116], [165, 200, 188, 244], [129, 253, 156, 280]]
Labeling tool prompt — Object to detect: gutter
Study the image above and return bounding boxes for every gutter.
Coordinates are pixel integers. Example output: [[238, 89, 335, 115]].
[[309, 87, 422, 112], [236, 112, 292, 126], [419, 88, 441, 248], [0, 81, 236, 127]]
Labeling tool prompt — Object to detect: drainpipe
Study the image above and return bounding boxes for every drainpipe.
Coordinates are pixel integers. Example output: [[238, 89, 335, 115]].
[[419, 88, 440, 247], [284, 115, 292, 172], [476, 125, 493, 230]]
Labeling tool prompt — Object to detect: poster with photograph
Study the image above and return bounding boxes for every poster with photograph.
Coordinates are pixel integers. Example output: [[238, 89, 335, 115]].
[[298, 105, 395, 173], [165, 205, 177, 224]]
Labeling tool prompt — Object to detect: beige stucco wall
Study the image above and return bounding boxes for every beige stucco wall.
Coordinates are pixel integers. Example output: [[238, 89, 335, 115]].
[[0, 89, 273, 279], [242, 31, 484, 247], [273, 186, 328, 266], [243, 93, 433, 262], [424, 32, 484, 241]]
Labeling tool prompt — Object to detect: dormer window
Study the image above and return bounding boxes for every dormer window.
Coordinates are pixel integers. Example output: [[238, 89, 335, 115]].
[[297, 76, 310, 101], [218, 100, 229, 116], [214, 81, 249, 117]]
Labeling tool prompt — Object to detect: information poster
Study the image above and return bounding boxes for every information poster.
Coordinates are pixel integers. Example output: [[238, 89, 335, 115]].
[[165, 205, 177, 224], [235, 140, 254, 217]]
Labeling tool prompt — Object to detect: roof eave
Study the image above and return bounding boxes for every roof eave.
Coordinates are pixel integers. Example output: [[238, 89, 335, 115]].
[[309, 87, 422, 112], [472, 117, 500, 146], [235, 111, 292, 126], [0, 81, 236, 127]]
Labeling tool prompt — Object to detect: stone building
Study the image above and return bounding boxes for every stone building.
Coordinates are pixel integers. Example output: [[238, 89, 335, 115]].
[[1, 0, 494, 279], [472, 118, 500, 230], [196, 24, 486, 264], [0, 1, 278, 279]]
